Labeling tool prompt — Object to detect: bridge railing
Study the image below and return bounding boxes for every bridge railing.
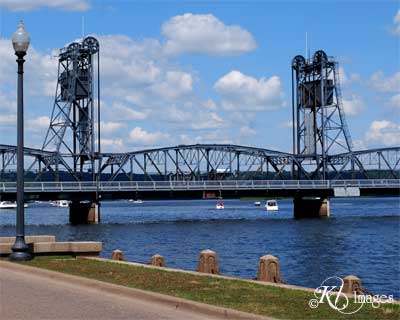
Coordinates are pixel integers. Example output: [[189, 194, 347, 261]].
[[0, 179, 399, 193]]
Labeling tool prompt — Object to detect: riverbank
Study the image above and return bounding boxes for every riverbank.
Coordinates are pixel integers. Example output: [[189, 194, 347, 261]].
[[10, 256, 400, 320]]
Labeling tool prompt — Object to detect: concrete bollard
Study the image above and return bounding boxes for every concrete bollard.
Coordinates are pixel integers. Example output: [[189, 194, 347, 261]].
[[343, 275, 361, 294], [198, 249, 219, 274], [257, 255, 281, 283], [111, 249, 124, 261], [151, 254, 165, 267]]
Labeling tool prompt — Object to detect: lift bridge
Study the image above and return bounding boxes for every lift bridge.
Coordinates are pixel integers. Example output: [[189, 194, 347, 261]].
[[0, 37, 399, 222]]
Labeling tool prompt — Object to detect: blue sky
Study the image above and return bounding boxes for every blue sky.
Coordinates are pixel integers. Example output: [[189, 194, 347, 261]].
[[0, 0, 399, 153]]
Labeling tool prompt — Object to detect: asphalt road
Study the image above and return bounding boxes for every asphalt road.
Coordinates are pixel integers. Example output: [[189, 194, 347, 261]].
[[0, 264, 230, 320]]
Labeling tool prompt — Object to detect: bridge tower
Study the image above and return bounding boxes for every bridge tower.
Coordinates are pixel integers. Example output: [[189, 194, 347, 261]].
[[291, 50, 352, 180], [42, 36, 100, 181]]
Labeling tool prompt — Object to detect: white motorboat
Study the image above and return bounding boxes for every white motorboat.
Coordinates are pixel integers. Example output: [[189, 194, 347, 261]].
[[254, 201, 261, 206], [0, 201, 17, 209], [216, 201, 224, 210], [129, 199, 144, 204], [265, 200, 278, 211], [52, 200, 69, 207], [0, 201, 28, 209]]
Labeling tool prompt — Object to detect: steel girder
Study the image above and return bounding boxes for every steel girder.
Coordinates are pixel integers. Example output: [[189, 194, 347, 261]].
[[97, 144, 400, 181], [97, 144, 293, 181], [0, 144, 75, 180], [0, 144, 399, 181], [327, 147, 400, 179]]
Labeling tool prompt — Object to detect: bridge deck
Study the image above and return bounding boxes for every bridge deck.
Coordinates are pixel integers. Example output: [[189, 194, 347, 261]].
[[1, 179, 399, 192], [0, 180, 398, 201], [1, 144, 399, 183]]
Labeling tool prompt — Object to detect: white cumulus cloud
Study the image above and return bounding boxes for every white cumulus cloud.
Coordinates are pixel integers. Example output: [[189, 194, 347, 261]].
[[387, 94, 400, 110], [99, 121, 125, 135], [0, 114, 16, 126], [0, 39, 57, 98], [98, 35, 195, 109], [162, 105, 227, 130], [239, 126, 256, 137], [129, 127, 170, 146], [342, 94, 365, 116], [352, 139, 368, 151], [393, 10, 400, 36], [214, 70, 285, 111], [162, 13, 257, 56], [100, 138, 125, 152], [26, 116, 50, 132], [369, 71, 400, 93], [0, 90, 16, 112], [338, 67, 360, 87], [365, 120, 400, 146], [0, 0, 90, 11], [279, 120, 293, 128], [189, 130, 234, 145], [202, 99, 217, 111], [150, 71, 193, 101], [100, 35, 163, 87], [107, 102, 148, 121]]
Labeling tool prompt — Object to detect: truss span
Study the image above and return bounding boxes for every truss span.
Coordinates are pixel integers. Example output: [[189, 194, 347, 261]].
[[1, 144, 399, 181]]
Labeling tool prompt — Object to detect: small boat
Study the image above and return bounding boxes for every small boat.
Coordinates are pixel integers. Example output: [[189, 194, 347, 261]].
[[129, 199, 143, 204], [0, 201, 17, 209], [52, 200, 69, 207], [216, 201, 224, 210], [254, 201, 261, 206], [59, 200, 69, 207], [0, 201, 28, 209], [265, 200, 278, 211]]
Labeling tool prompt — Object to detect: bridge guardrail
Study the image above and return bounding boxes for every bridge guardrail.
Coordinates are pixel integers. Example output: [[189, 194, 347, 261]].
[[0, 179, 399, 193]]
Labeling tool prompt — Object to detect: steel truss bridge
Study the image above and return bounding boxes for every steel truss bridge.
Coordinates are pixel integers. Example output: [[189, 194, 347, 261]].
[[0, 41, 399, 203], [0, 144, 399, 183]]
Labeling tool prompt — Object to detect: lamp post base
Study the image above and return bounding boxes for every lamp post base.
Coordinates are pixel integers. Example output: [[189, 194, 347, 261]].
[[9, 236, 33, 261]]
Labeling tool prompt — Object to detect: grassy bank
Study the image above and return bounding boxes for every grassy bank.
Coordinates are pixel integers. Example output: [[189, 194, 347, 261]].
[[19, 257, 399, 320]]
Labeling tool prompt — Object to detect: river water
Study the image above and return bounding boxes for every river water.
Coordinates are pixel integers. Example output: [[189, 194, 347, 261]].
[[1, 197, 399, 298]]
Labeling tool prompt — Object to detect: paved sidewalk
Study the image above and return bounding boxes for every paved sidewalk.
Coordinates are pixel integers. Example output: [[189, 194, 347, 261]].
[[0, 261, 271, 320]]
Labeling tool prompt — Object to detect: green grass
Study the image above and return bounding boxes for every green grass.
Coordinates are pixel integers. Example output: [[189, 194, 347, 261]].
[[18, 257, 399, 320]]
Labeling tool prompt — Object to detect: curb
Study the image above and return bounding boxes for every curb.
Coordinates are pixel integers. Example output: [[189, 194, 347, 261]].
[[0, 260, 275, 320]]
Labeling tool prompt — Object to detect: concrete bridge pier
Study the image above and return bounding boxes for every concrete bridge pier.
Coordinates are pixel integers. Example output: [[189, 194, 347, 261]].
[[69, 201, 100, 224], [293, 196, 329, 219]]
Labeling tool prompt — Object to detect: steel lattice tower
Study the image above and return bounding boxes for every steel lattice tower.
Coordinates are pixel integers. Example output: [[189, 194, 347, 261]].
[[291, 50, 353, 179], [42, 36, 100, 180]]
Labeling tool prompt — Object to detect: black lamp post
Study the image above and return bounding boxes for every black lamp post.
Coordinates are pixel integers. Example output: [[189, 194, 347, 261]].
[[10, 21, 33, 261]]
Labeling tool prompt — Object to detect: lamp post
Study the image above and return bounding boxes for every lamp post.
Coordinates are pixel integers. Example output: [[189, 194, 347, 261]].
[[10, 21, 33, 261]]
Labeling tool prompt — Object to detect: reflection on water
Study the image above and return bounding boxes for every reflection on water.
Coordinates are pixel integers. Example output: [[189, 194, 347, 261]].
[[1, 197, 399, 297]]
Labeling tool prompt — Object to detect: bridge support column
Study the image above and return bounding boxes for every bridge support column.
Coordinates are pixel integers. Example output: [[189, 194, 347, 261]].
[[293, 197, 329, 219], [69, 201, 100, 224]]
